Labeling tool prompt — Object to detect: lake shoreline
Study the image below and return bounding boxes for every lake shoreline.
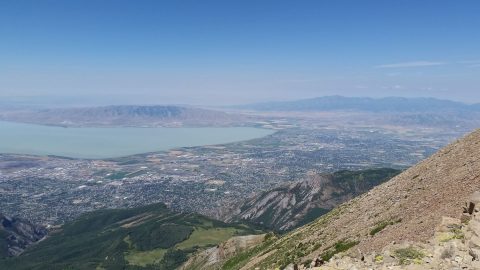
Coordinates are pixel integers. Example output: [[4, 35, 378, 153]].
[[0, 121, 275, 159]]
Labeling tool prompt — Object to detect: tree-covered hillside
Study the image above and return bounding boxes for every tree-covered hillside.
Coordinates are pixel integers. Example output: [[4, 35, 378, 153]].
[[0, 203, 260, 270]]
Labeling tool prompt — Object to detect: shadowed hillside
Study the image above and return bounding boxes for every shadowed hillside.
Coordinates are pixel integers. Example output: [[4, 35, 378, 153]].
[[0, 214, 47, 257]]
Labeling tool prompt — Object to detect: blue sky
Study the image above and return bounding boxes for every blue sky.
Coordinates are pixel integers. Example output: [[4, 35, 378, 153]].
[[1, 0, 479, 105]]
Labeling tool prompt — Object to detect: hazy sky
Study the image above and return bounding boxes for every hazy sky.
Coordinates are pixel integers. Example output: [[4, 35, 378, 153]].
[[1, 0, 480, 105]]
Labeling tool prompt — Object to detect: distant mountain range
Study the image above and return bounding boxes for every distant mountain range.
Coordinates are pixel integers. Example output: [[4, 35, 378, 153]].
[[237, 96, 480, 113], [227, 168, 400, 231], [2, 97, 479, 128], [0, 105, 246, 127]]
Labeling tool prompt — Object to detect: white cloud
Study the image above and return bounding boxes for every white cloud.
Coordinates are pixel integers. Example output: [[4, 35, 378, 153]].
[[382, 85, 403, 90], [375, 61, 445, 68], [386, 72, 401, 77], [457, 60, 480, 67], [457, 60, 480, 64]]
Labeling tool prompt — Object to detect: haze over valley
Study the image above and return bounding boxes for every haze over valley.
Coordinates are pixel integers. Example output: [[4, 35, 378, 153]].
[[0, 96, 470, 225], [1, 1, 480, 269]]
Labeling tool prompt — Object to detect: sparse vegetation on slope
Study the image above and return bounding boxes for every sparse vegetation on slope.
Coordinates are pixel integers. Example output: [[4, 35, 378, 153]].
[[394, 247, 425, 265], [369, 218, 402, 236]]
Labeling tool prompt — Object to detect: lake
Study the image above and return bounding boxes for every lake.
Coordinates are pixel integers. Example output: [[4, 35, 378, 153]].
[[0, 121, 274, 159]]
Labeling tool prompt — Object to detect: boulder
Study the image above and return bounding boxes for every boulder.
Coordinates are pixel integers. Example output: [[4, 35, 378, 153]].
[[468, 191, 480, 214]]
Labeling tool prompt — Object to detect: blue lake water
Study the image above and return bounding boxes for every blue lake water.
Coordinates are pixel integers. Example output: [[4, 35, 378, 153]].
[[0, 121, 274, 159]]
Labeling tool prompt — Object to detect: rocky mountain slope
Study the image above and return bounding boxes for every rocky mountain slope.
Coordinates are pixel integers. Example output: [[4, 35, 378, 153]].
[[313, 192, 480, 269], [223, 128, 480, 269], [0, 214, 47, 257], [227, 168, 400, 231], [0, 105, 246, 127], [0, 203, 261, 270]]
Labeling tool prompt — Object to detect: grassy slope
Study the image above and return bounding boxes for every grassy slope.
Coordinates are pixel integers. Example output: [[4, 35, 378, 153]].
[[0, 203, 260, 270]]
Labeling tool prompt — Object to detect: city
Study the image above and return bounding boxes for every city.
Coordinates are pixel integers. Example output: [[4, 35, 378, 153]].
[[0, 120, 457, 226]]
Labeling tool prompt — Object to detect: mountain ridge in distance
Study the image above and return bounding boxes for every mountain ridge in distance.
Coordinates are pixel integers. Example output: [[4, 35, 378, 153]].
[[0, 105, 245, 127], [236, 95, 480, 113]]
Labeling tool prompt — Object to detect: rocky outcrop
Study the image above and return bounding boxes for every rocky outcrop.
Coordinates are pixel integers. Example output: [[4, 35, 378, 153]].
[[0, 214, 47, 257], [227, 169, 400, 231], [181, 234, 266, 270]]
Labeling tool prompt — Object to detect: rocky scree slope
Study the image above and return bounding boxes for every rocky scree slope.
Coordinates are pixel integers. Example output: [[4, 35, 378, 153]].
[[311, 192, 480, 269], [224, 128, 480, 270]]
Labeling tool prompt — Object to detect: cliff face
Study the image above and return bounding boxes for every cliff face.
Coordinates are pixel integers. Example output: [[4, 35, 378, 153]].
[[227, 169, 400, 231], [0, 214, 47, 257], [223, 128, 480, 270]]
